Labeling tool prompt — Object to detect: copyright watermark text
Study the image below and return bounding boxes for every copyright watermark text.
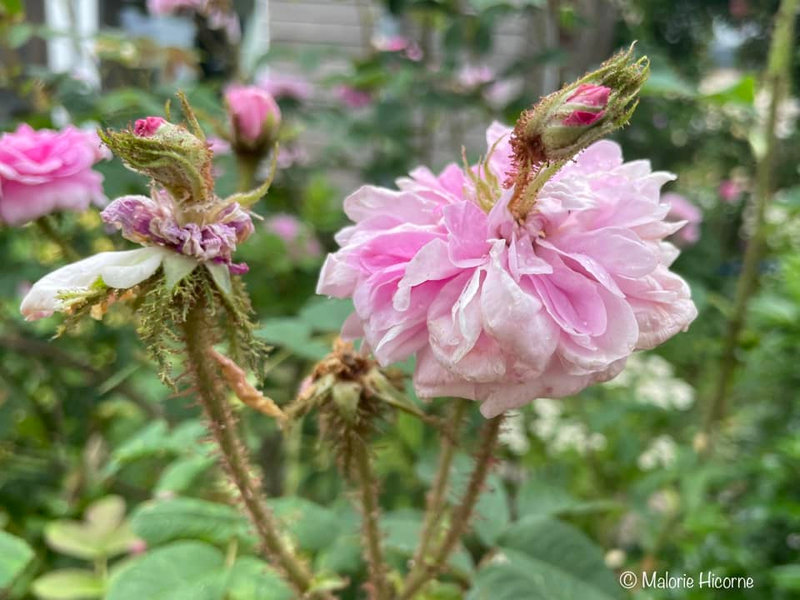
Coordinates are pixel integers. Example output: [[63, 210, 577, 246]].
[[619, 571, 755, 591]]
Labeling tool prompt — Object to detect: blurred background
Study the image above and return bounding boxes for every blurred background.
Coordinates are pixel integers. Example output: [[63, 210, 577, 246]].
[[1, 1, 799, 599]]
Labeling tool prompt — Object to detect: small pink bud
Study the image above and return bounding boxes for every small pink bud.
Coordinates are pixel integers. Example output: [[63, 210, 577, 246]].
[[134, 116, 166, 137], [225, 85, 281, 150], [561, 84, 611, 126]]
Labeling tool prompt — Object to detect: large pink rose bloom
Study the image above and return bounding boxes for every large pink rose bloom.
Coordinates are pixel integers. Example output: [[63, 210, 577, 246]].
[[317, 123, 697, 417], [0, 124, 109, 226]]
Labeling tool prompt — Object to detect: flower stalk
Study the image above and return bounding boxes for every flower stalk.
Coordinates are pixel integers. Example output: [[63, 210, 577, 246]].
[[400, 415, 503, 599], [181, 292, 331, 599], [352, 443, 391, 600], [411, 399, 468, 572], [705, 0, 797, 444]]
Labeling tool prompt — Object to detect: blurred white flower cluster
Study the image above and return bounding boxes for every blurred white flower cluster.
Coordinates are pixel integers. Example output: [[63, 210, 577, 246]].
[[605, 353, 695, 411], [638, 435, 678, 471], [530, 399, 607, 456]]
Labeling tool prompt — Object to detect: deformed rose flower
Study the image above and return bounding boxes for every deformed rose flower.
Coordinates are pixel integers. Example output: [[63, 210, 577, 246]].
[[317, 122, 697, 417], [0, 124, 109, 225]]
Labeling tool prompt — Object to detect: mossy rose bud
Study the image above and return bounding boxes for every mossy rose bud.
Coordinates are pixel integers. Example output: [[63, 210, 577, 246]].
[[100, 117, 213, 207]]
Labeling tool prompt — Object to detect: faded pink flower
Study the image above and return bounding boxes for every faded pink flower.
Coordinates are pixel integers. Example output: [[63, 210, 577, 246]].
[[336, 85, 372, 109], [134, 116, 166, 137], [258, 72, 313, 102], [102, 190, 254, 273], [0, 124, 109, 226], [562, 84, 611, 126], [665, 193, 702, 245], [225, 85, 281, 148], [317, 122, 697, 417]]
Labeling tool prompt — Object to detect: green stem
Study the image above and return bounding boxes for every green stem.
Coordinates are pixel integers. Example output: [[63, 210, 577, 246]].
[[399, 415, 503, 600], [353, 443, 391, 600], [181, 298, 332, 599], [410, 399, 468, 572], [705, 0, 797, 444], [35, 216, 80, 261], [235, 152, 261, 192]]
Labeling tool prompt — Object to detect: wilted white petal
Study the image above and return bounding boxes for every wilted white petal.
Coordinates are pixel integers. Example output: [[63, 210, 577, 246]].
[[21, 247, 171, 320]]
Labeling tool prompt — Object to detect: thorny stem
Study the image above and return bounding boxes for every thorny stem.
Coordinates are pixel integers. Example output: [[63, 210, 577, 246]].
[[705, 0, 797, 445], [410, 399, 468, 572], [353, 443, 391, 600], [35, 216, 80, 261], [181, 297, 333, 599], [399, 415, 503, 599]]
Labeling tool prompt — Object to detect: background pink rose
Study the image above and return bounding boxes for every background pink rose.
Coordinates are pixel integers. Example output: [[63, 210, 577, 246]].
[[0, 124, 109, 226], [225, 85, 282, 147]]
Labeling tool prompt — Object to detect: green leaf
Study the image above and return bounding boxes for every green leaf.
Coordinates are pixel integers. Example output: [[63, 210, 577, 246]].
[[383, 510, 473, 574], [45, 497, 139, 560], [106, 542, 289, 600], [32, 569, 105, 600], [154, 455, 215, 495], [473, 474, 511, 546], [256, 318, 329, 360], [0, 0, 24, 18], [227, 556, 292, 600], [469, 518, 622, 600], [772, 564, 800, 591], [298, 298, 354, 332], [702, 74, 756, 106], [0, 530, 34, 588], [268, 497, 340, 552], [107, 541, 225, 600], [641, 68, 695, 98], [130, 498, 255, 548], [517, 479, 618, 520]]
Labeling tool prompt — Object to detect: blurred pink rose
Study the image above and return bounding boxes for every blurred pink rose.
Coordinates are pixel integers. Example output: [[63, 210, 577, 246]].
[[146, 0, 201, 16], [225, 85, 281, 148], [0, 124, 109, 226], [457, 65, 494, 89], [207, 136, 232, 156], [318, 123, 697, 417], [665, 193, 702, 245], [718, 179, 742, 203], [258, 72, 313, 102], [265, 213, 322, 260], [336, 85, 372, 109]]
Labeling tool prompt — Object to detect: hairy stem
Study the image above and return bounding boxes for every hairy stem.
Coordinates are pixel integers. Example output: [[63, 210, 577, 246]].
[[181, 298, 330, 599], [705, 0, 797, 443], [353, 443, 391, 600], [400, 415, 503, 599], [35, 216, 80, 261], [411, 399, 468, 571]]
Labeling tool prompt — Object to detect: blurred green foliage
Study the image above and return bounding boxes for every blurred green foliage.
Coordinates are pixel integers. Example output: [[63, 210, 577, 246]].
[[1, 0, 799, 599]]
